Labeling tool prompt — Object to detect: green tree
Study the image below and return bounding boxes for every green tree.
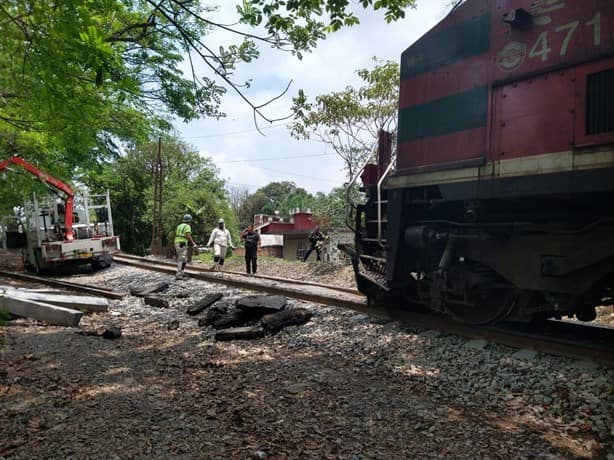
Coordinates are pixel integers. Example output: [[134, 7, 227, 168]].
[[88, 135, 231, 254], [254, 181, 315, 219], [234, 181, 318, 229], [1, 0, 415, 169], [311, 184, 362, 228], [290, 58, 400, 180], [238, 0, 417, 57], [0, 0, 227, 167], [236, 191, 268, 230]]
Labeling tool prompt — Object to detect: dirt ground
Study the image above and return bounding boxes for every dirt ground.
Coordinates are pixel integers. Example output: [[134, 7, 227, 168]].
[[0, 252, 613, 459]]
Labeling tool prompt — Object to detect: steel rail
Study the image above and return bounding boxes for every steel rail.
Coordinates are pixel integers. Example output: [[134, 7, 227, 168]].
[[113, 255, 614, 366], [0, 270, 124, 300], [114, 252, 362, 295], [113, 254, 367, 312]]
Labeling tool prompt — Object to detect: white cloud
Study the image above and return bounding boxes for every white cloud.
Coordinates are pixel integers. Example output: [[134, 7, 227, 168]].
[[175, 0, 453, 194]]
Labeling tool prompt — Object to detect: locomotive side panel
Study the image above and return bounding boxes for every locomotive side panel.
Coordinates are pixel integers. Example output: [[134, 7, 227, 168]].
[[397, 8, 491, 171], [395, 0, 614, 174], [492, 71, 576, 160]]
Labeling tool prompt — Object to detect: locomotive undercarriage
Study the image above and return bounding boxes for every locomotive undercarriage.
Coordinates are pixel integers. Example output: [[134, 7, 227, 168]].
[[348, 185, 614, 325]]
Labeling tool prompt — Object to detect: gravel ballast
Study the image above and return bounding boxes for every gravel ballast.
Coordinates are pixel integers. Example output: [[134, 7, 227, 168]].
[[0, 259, 613, 459]]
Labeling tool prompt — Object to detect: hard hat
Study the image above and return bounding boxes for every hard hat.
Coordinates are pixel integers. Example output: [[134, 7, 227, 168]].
[[182, 214, 192, 222], [218, 218, 224, 224]]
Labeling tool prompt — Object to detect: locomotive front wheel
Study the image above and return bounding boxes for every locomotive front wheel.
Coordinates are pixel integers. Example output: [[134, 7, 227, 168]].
[[445, 286, 516, 325]]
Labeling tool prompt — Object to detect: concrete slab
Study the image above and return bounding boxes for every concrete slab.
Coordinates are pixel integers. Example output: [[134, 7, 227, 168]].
[[0, 295, 83, 327], [4, 289, 109, 313]]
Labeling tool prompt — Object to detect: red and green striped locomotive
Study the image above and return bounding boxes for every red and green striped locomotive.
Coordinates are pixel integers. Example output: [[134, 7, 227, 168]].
[[351, 0, 614, 324]]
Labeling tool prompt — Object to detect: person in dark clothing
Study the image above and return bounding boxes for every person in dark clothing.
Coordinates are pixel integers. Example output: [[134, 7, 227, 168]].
[[241, 224, 260, 274], [303, 226, 325, 262]]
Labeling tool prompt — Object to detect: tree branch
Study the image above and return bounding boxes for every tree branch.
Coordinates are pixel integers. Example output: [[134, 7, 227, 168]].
[[0, 5, 31, 39], [104, 20, 157, 43], [167, 0, 292, 49], [147, 0, 294, 128]]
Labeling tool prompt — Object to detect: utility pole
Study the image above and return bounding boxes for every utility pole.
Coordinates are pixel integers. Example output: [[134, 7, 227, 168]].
[[150, 136, 163, 255]]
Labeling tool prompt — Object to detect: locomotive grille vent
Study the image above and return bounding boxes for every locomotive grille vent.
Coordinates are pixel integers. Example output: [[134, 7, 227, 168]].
[[586, 68, 614, 136]]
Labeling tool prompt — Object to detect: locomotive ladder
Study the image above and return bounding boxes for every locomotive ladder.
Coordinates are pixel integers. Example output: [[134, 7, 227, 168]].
[[357, 161, 394, 290]]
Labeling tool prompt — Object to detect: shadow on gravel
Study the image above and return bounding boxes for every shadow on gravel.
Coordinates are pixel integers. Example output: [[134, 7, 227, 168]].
[[0, 321, 600, 460]]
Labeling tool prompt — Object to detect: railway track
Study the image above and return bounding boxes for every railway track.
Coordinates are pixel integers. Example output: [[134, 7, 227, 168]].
[[114, 252, 362, 295], [0, 270, 123, 300], [112, 254, 614, 366], [1, 256, 612, 365], [113, 253, 366, 313]]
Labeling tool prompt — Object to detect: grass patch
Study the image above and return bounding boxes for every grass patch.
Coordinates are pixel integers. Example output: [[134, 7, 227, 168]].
[[194, 251, 235, 263]]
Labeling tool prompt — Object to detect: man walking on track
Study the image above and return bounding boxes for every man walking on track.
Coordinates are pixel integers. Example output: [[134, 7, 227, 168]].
[[174, 214, 196, 280], [241, 224, 260, 275], [207, 218, 234, 271]]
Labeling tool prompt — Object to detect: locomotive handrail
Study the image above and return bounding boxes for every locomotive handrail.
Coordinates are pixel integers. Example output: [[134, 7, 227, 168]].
[[344, 157, 373, 232], [377, 160, 395, 243]]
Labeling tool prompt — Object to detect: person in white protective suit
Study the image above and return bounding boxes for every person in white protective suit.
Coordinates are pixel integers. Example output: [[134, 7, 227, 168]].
[[206, 218, 234, 271]]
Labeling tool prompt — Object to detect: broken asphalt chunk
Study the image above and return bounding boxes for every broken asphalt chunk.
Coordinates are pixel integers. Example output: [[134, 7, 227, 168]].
[[235, 295, 287, 315], [186, 293, 223, 316], [261, 308, 312, 333], [214, 326, 265, 341], [129, 282, 169, 297]]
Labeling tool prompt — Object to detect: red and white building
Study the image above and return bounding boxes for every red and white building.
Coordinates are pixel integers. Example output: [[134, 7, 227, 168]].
[[254, 210, 318, 260]]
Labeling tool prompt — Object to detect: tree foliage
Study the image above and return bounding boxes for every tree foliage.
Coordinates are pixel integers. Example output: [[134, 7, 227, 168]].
[[312, 185, 360, 228], [290, 58, 399, 180], [257, 182, 314, 220], [232, 181, 316, 229], [87, 135, 230, 254], [1, 0, 415, 170], [238, 0, 417, 57], [0, 0, 229, 168], [233, 181, 357, 231]]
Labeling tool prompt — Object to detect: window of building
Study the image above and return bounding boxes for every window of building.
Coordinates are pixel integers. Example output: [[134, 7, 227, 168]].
[[296, 242, 306, 260]]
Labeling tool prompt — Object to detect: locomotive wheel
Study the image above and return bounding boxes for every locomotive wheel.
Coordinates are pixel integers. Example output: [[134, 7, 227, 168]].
[[445, 285, 516, 325]]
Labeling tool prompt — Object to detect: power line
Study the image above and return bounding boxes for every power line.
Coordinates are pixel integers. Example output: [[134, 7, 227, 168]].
[[183, 122, 291, 139], [255, 166, 342, 183], [217, 153, 335, 164], [225, 181, 325, 194]]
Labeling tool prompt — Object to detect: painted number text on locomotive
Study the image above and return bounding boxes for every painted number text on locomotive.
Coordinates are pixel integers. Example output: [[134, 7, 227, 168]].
[[498, 12, 602, 72], [529, 12, 601, 62]]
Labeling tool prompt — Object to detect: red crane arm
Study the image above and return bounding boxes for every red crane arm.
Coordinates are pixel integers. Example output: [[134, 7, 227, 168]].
[[0, 156, 75, 242]]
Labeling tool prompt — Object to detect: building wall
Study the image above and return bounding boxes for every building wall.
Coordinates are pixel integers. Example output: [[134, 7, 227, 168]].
[[292, 212, 316, 231], [283, 237, 306, 261], [324, 230, 354, 263], [267, 222, 294, 233], [252, 211, 351, 262], [283, 230, 354, 262]]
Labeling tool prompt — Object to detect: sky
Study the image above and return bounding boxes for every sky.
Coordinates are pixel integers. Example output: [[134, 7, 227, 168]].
[[175, 0, 455, 195]]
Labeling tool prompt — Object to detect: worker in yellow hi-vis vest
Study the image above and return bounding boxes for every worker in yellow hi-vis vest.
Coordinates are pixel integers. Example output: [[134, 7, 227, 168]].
[[174, 214, 196, 280]]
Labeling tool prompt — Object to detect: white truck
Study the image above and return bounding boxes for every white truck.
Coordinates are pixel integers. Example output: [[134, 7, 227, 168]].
[[0, 156, 120, 273]]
